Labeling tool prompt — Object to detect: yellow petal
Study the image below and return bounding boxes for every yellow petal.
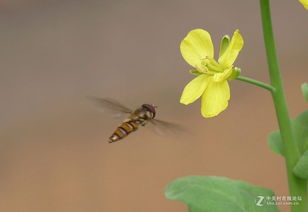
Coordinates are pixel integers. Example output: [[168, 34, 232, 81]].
[[212, 68, 232, 82], [180, 29, 214, 69], [299, 0, 308, 9], [180, 74, 210, 105], [218, 29, 244, 67], [201, 80, 230, 118]]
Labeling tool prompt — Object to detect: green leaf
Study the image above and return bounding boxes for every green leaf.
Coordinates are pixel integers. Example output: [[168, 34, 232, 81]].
[[293, 110, 308, 154], [268, 131, 284, 156], [219, 35, 230, 58], [188, 205, 205, 212], [294, 150, 308, 179], [267, 110, 308, 157], [165, 176, 279, 212], [301, 83, 308, 102]]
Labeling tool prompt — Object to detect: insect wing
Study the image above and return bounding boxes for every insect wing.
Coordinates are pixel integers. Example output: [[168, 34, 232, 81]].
[[149, 119, 186, 136], [88, 97, 132, 118]]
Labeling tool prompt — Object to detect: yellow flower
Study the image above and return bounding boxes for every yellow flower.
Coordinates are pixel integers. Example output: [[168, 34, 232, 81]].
[[180, 29, 244, 118], [299, 0, 308, 9]]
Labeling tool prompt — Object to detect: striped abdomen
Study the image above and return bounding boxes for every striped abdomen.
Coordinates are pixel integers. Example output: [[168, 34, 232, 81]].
[[108, 120, 140, 143]]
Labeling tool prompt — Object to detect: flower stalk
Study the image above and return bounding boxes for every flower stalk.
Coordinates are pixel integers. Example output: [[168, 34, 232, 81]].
[[260, 0, 307, 211], [235, 75, 275, 92]]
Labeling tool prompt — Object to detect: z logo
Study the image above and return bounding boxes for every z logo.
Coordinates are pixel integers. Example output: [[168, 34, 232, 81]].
[[256, 196, 265, 206]]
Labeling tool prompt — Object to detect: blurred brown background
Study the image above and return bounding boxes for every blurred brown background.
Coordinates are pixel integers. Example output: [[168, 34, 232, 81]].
[[0, 0, 307, 211]]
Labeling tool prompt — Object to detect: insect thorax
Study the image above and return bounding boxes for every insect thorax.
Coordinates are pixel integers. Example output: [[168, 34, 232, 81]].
[[126, 106, 153, 125]]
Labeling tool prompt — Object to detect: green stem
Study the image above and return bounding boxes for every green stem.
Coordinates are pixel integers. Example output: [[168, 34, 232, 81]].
[[260, 0, 307, 211], [235, 76, 275, 92]]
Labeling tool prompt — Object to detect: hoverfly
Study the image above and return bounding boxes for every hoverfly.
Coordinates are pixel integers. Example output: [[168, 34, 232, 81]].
[[89, 97, 183, 143]]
